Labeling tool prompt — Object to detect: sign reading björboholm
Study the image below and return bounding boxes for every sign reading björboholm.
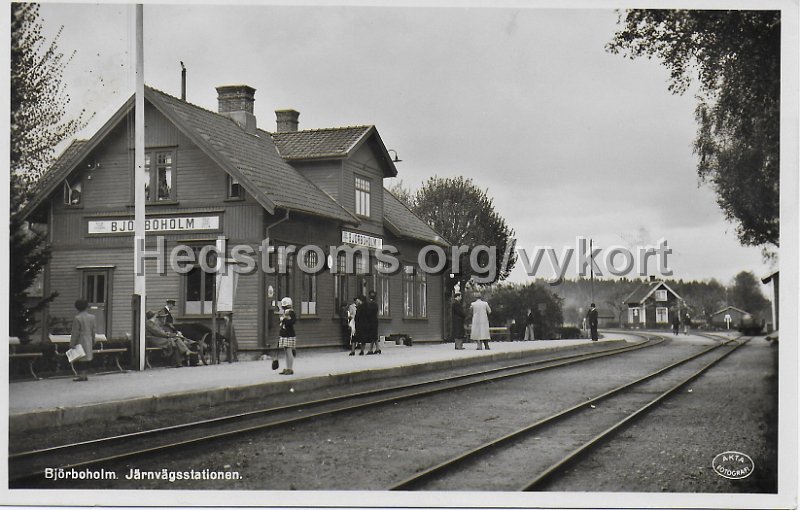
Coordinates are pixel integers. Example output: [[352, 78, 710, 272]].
[[341, 230, 383, 249], [87, 215, 220, 235]]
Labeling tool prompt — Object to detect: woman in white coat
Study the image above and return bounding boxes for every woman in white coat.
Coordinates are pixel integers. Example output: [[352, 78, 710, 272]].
[[470, 294, 492, 350]]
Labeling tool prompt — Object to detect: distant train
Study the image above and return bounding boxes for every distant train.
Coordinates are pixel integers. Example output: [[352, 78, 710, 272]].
[[737, 314, 765, 335]]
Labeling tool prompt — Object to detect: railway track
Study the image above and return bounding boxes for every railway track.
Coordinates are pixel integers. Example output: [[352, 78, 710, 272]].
[[9, 332, 663, 485], [389, 334, 747, 491]]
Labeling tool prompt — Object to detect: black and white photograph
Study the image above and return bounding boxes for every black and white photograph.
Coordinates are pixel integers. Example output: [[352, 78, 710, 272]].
[[4, 1, 798, 508]]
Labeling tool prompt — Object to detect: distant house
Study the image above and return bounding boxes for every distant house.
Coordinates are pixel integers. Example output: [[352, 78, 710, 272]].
[[710, 306, 750, 329], [623, 279, 684, 328]]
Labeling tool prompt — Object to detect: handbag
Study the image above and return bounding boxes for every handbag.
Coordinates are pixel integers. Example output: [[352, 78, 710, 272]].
[[66, 344, 86, 363], [271, 358, 279, 370]]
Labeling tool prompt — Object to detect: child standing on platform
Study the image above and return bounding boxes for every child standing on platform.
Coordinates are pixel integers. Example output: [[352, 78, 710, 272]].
[[278, 297, 297, 375]]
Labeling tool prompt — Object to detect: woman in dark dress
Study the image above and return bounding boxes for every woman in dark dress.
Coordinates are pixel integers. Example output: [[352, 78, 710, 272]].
[[353, 296, 368, 355]]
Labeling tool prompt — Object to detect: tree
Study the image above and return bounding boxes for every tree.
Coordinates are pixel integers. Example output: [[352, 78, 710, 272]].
[[608, 10, 780, 248], [409, 176, 516, 295], [385, 178, 414, 209], [728, 271, 771, 319], [678, 278, 727, 322], [10, 3, 88, 340], [487, 283, 564, 340]]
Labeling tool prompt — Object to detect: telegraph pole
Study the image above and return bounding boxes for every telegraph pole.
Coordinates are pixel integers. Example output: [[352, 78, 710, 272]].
[[133, 4, 146, 370]]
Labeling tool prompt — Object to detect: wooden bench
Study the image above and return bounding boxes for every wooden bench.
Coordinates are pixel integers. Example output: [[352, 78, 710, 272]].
[[145, 333, 206, 369], [49, 333, 126, 375], [9, 336, 44, 379], [490, 326, 511, 341], [464, 326, 512, 342]]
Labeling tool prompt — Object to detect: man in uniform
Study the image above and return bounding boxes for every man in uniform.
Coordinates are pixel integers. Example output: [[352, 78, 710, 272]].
[[158, 299, 177, 332]]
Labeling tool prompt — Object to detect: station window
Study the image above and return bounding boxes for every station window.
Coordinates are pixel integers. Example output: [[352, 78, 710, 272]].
[[374, 261, 391, 317], [355, 176, 371, 217], [184, 245, 217, 315], [403, 265, 427, 318], [300, 250, 318, 315], [333, 253, 350, 316], [63, 178, 82, 206], [655, 307, 669, 324], [655, 289, 667, 301], [143, 150, 176, 202], [228, 174, 242, 199]]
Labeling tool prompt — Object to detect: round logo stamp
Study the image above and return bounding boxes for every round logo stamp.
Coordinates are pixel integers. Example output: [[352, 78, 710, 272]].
[[712, 451, 755, 480]]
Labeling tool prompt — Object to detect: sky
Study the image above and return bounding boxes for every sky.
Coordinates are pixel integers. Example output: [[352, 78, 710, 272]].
[[35, 1, 781, 288]]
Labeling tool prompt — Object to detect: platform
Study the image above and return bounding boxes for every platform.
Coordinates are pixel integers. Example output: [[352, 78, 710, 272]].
[[9, 337, 627, 431]]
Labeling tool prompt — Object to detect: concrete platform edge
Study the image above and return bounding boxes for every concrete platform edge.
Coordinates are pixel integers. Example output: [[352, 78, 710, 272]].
[[10, 340, 626, 432]]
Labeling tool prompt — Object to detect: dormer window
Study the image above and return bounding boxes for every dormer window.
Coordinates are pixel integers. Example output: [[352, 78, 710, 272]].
[[228, 175, 243, 199], [355, 175, 371, 217], [63, 179, 82, 206], [143, 150, 176, 202]]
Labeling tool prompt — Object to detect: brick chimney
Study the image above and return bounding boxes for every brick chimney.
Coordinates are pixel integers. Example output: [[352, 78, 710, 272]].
[[216, 85, 257, 134], [275, 109, 299, 132]]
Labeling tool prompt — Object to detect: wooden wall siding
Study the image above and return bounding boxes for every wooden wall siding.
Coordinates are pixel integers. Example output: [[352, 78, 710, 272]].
[[291, 160, 343, 204], [51, 103, 243, 216], [223, 204, 263, 242], [268, 213, 341, 247], [48, 248, 134, 340], [343, 146, 385, 236], [232, 259, 260, 347]]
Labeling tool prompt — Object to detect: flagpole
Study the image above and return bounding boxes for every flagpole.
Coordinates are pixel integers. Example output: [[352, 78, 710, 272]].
[[134, 4, 146, 371]]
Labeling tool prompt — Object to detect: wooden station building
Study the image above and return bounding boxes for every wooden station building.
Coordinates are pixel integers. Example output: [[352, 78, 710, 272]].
[[20, 85, 448, 354]]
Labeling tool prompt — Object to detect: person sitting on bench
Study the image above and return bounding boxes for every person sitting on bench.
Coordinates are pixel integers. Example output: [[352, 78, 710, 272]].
[[145, 310, 192, 367]]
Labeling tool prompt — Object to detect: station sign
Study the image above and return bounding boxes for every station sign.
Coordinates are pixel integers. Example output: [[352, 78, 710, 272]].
[[341, 230, 383, 249], [88, 215, 220, 235]]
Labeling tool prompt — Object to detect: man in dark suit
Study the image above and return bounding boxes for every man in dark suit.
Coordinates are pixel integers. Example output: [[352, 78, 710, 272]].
[[452, 293, 466, 349], [586, 303, 599, 341]]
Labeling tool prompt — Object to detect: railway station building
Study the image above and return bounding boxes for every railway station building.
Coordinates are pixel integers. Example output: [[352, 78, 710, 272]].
[[19, 85, 449, 355]]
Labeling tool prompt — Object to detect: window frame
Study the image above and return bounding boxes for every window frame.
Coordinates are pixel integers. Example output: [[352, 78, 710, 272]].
[[655, 306, 669, 324], [275, 249, 296, 315], [227, 174, 243, 200], [183, 244, 217, 316], [354, 175, 371, 218], [140, 148, 178, 203], [300, 250, 318, 316], [333, 253, 350, 317], [403, 264, 428, 319], [374, 261, 391, 318], [63, 177, 83, 207], [655, 289, 668, 302]]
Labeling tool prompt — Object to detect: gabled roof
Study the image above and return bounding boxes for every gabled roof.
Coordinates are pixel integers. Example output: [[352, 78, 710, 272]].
[[383, 188, 449, 246], [20, 87, 359, 225], [624, 280, 683, 305], [146, 88, 358, 223], [271, 126, 398, 177], [20, 139, 88, 212], [711, 305, 750, 317]]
